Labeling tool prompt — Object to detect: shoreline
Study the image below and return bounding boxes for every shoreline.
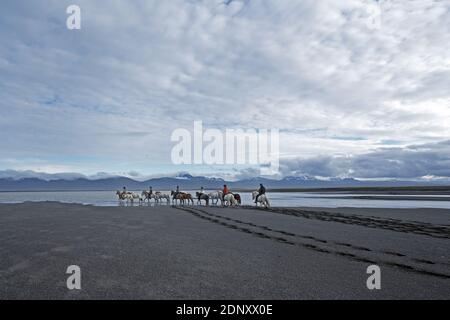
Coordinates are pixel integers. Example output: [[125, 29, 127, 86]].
[[1, 199, 450, 210]]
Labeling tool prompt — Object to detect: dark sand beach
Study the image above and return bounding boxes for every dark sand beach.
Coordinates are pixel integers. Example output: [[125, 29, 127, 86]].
[[0, 202, 449, 299]]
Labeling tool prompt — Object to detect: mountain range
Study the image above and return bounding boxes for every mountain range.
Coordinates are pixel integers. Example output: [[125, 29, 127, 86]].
[[0, 172, 448, 191]]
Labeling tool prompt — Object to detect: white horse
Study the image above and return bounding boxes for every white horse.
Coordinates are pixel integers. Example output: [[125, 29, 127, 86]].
[[127, 192, 143, 204], [223, 193, 238, 206], [208, 191, 223, 205], [141, 191, 156, 202], [116, 190, 143, 204], [116, 190, 126, 201], [155, 191, 171, 203], [142, 191, 171, 204], [252, 191, 270, 208]]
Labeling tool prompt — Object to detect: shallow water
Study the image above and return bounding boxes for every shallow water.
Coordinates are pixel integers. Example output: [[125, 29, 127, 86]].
[[0, 190, 449, 209]]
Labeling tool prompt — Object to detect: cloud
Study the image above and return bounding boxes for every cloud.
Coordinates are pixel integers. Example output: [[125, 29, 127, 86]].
[[2, 139, 450, 181], [0, 0, 449, 178], [0, 170, 86, 181], [280, 140, 450, 179]]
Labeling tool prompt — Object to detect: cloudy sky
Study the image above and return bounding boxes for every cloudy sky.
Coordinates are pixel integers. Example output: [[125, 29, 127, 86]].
[[0, 0, 449, 180]]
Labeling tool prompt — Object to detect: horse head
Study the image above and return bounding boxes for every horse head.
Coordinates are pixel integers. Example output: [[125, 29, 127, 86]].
[[234, 193, 241, 204]]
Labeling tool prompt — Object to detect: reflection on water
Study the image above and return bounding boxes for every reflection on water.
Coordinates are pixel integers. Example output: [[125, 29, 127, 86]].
[[0, 190, 449, 209]]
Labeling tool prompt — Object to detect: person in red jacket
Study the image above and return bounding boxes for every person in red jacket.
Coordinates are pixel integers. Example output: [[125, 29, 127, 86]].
[[222, 184, 229, 201]]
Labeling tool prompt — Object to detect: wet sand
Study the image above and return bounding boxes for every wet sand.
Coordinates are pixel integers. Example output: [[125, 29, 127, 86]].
[[310, 195, 450, 201], [263, 186, 450, 194], [0, 202, 449, 299]]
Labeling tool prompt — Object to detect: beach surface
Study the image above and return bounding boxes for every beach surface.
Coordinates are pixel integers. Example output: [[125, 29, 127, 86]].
[[0, 202, 449, 299]]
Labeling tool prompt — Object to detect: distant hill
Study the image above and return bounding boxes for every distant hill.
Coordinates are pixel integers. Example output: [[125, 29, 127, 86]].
[[0, 173, 448, 191]]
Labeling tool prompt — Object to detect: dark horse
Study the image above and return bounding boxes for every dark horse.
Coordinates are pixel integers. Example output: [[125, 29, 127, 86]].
[[196, 192, 209, 206], [171, 190, 194, 205], [233, 193, 241, 205]]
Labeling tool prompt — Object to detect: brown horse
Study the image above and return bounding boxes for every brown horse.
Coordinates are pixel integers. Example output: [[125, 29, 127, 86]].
[[180, 192, 194, 205], [171, 190, 194, 205]]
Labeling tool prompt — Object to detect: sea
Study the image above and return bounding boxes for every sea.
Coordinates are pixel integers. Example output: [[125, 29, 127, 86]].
[[0, 190, 449, 209]]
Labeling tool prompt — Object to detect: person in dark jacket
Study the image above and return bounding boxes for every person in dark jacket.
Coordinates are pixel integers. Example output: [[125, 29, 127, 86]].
[[254, 183, 266, 203]]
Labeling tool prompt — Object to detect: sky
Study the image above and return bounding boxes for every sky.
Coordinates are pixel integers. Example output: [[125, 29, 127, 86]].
[[0, 0, 449, 180]]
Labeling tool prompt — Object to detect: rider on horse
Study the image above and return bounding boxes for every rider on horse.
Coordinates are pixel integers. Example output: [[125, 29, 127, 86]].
[[196, 186, 208, 204], [255, 183, 266, 203], [222, 184, 229, 201], [197, 186, 204, 199]]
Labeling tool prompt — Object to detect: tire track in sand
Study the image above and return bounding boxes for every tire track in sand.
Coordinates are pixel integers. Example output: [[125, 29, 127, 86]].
[[246, 207, 450, 240], [174, 206, 450, 280]]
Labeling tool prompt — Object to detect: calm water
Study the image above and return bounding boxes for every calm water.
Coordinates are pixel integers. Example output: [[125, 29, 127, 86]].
[[0, 190, 449, 209]]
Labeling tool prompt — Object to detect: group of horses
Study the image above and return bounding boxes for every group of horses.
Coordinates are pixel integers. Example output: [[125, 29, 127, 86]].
[[115, 189, 270, 208]]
